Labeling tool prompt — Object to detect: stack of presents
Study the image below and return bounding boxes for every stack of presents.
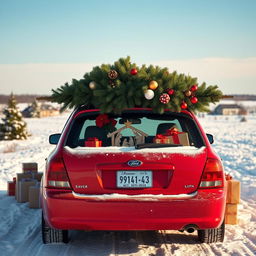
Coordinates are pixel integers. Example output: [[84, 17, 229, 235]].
[[7, 163, 43, 209], [225, 174, 240, 225]]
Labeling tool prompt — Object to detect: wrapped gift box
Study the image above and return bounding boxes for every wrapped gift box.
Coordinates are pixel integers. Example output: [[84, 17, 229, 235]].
[[22, 162, 38, 173], [154, 129, 190, 146], [29, 184, 41, 209], [17, 179, 37, 203], [85, 137, 102, 147], [8, 178, 16, 196], [225, 203, 238, 225], [165, 128, 190, 146], [15, 172, 43, 200], [168, 132, 189, 146], [226, 179, 240, 204], [154, 134, 172, 144]]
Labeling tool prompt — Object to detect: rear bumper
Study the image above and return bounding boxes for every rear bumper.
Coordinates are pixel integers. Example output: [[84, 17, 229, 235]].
[[41, 188, 226, 231]]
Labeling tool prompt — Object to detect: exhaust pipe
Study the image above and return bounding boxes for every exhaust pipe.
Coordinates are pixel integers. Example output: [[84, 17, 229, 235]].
[[186, 227, 195, 233], [183, 224, 198, 233]]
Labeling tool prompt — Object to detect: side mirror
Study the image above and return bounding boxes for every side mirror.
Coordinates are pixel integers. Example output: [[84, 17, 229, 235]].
[[206, 133, 214, 144], [49, 133, 61, 145]]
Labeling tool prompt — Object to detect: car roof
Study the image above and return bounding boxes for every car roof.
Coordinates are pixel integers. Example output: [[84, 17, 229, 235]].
[[74, 106, 195, 119]]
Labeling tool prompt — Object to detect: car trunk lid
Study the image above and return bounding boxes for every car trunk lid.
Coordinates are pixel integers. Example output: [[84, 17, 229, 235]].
[[62, 146, 207, 195]]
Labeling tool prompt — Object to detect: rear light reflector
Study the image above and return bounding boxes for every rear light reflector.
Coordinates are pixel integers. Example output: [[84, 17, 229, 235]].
[[200, 180, 222, 187], [46, 156, 71, 189], [199, 158, 224, 188], [48, 181, 70, 188]]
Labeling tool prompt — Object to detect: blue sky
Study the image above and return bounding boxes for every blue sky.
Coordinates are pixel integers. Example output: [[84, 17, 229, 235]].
[[0, 0, 255, 94]]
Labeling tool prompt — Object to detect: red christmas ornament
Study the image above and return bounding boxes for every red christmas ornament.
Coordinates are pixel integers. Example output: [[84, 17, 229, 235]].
[[180, 101, 188, 109], [190, 84, 198, 92], [190, 96, 198, 104], [130, 68, 138, 75], [159, 93, 170, 104], [167, 88, 175, 95]]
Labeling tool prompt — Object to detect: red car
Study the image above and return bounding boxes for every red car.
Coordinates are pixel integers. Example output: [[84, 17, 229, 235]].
[[41, 107, 226, 244]]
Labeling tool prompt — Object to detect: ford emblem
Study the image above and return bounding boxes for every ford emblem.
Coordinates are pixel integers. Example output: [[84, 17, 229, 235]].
[[127, 160, 142, 167]]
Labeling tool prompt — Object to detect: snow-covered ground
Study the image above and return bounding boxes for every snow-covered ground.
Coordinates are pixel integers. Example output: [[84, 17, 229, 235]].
[[0, 113, 256, 256]]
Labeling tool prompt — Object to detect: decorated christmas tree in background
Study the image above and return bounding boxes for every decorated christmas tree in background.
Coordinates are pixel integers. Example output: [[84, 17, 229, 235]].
[[0, 93, 29, 140], [51, 56, 223, 114]]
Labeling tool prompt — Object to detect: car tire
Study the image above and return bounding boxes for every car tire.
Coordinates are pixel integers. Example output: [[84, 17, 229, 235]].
[[197, 221, 225, 243], [41, 212, 69, 244]]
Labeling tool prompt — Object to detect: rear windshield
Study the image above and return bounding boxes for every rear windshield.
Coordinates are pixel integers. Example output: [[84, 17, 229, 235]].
[[65, 111, 204, 148]]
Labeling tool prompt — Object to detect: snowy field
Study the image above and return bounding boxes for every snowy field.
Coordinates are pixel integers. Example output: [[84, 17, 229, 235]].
[[0, 113, 256, 256]]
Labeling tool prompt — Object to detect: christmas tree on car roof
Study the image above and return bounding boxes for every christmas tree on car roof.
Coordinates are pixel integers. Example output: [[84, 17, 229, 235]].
[[51, 56, 223, 114]]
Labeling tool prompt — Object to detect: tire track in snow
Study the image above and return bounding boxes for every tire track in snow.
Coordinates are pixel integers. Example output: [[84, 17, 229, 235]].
[[0, 196, 39, 252], [207, 243, 229, 256], [225, 227, 256, 256], [66, 231, 114, 256], [12, 226, 42, 256], [0, 205, 41, 256]]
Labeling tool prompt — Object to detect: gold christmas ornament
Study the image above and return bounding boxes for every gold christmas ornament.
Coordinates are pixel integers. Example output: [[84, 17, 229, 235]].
[[149, 80, 158, 90], [184, 90, 192, 97], [89, 81, 96, 90]]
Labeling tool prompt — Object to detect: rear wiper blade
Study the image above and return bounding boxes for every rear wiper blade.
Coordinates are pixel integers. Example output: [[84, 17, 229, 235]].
[[135, 143, 182, 150]]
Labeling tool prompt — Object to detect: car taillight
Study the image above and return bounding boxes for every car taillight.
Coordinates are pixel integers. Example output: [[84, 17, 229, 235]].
[[46, 156, 71, 189], [199, 158, 224, 188]]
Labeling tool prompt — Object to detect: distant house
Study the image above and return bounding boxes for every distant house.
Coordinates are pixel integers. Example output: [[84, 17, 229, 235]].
[[212, 104, 247, 115], [22, 103, 59, 118], [22, 106, 34, 118], [39, 104, 59, 117]]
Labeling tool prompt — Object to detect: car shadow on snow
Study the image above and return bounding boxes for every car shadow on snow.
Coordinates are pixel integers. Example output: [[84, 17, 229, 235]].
[[55, 230, 200, 255]]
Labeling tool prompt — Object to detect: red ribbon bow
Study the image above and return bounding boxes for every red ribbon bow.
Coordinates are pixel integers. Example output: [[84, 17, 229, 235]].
[[156, 134, 166, 139], [165, 127, 179, 136]]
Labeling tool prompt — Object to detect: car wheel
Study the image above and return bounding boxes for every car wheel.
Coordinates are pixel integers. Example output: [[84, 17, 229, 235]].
[[41, 212, 69, 244], [197, 221, 225, 243]]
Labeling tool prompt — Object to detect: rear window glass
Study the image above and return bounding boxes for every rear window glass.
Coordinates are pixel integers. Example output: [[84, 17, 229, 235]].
[[65, 111, 204, 148]]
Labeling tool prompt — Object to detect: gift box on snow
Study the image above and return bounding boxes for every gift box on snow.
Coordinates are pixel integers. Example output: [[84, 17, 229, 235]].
[[15, 172, 43, 201], [17, 172, 43, 182], [225, 203, 238, 225], [29, 183, 41, 209], [154, 128, 190, 146], [224, 175, 240, 225], [22, 162, 38, 173], [85, 137, 102, 147], [7, 177, 16, 196], [226, 179, 240, 204], [17, 179, 37, 203]]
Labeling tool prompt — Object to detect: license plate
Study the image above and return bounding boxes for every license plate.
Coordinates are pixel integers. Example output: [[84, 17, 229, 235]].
[[117, 171, 152, 188]]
